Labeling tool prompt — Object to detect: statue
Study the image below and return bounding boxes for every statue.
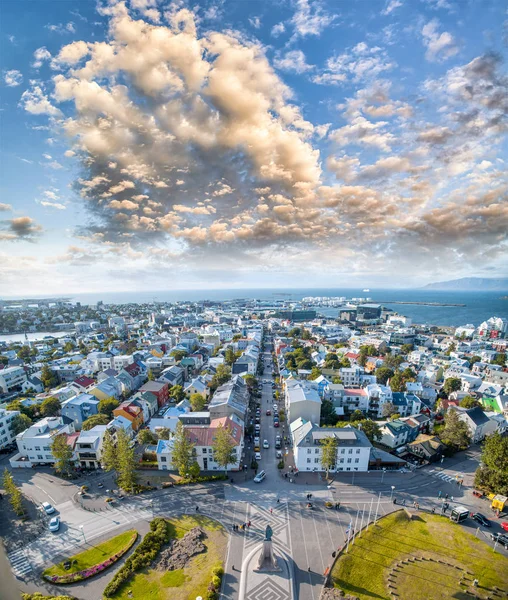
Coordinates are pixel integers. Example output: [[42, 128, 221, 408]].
[[255, 523, 281, 572]]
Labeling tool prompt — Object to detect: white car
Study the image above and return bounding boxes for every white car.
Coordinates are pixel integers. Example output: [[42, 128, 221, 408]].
[[254, 437, 260, 445], [48, 516, 60, 532], [255, 451, 262, 460], [263, 440, 269, 449], [273, 404, 278, 410], [253, 470, 266, 483], [42, 502, 55, 515]]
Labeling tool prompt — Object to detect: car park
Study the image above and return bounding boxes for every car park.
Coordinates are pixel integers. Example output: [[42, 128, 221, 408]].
[[42, 502, 55, 515], [255, 452, 262, 460], [253, 470, 266, 483], [263, 440, 269, 449], [472, 512, 491, 527], [48, 517, 60, 532]]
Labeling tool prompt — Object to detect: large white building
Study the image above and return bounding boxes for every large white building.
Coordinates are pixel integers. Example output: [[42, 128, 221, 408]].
[[13, 416, 75, 467], [0, 366, 27, 393], [0, 407, 20, 450], [291, 419, 371, 473], [285, 379, 321, 425]]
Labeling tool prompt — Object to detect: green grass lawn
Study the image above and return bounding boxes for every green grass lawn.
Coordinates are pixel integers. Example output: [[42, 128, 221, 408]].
[[112, 515, 227, 600], [44, 530, 137, 577], [331, 510, 508, 600]]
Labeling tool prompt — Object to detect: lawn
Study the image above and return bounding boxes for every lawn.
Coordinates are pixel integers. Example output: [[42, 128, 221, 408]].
[[331, 510, 508, 600], [44, 530, 137, 577], [112, 515, 227, 600]]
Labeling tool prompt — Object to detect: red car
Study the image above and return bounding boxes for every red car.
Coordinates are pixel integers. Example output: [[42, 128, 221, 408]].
[[501, 522, 508, 532], [266, 409, 271, 415], [274, 421, 279, 428]]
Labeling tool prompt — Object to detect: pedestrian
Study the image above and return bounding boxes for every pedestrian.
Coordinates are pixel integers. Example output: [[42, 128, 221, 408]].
[[332, 551, 336, 558], [196, 506, 199, 512], [270, 508, 273, 514], [277, 497, 280, 503], [438, 490, 442, 499], [451, 496, 454, 502], [473, 578, 478, 587], [445, 493, 449, 500], [248, 520, 251, 528], [402, 499, 406, 507], [431, 507, 435, 514], [309, 493, 312, 499], [308, 566, 311, 572]]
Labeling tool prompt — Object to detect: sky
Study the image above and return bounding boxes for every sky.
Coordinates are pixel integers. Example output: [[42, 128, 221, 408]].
[[1, 0, 507, 296]]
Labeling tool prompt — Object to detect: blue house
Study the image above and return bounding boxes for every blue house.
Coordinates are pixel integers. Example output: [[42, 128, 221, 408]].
[[61, 393, 100, 430]]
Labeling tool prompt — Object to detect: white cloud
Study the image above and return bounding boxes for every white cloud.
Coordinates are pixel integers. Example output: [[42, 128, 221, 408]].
[[0, 203, 12, 211], [45, 22, 75, 34], [32, 47, 52, 68], [40, 201, 66, 210], [382, 0, 403, 15], [271, 22, 285, 37], [422, 19, 459, 62], [4, 69, 23, 87], [291, 0, 335, 38], [249, 16, 261, 29], [274, 50, 313, 74], [19, 85, 61, 117]]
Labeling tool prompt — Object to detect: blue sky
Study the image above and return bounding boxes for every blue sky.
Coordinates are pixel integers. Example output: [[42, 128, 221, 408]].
[[1, 0, 507, 296]]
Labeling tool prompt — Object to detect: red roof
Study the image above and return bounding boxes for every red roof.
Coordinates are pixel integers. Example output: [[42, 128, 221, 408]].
[[65, 432, 80, 448], [344, 388, 367, 396], [345, 352, 360, 359], [73, 376, 95, 388], [186, 417, 242, 447], [124, 363, 141, 376]]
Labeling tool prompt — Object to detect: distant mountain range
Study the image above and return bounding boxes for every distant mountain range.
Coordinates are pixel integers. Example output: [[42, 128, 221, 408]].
[[423, 277, 508, 291]]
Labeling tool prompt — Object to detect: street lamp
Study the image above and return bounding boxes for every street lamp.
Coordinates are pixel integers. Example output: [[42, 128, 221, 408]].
[[381, 468, 387, 483], [390, 486, 395, 500], [150, 499, 154, 518], [79, 525, 86, 543]]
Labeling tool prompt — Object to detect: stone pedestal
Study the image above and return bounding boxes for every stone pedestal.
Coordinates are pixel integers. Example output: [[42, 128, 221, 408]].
[[255, 540, 281, 572]]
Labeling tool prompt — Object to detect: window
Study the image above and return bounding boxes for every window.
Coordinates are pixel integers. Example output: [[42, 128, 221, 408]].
[[348, 449, 353, 454], [340, 458, 344, 463], [307, 448, 311, 454], [315, 448, 320, 454], [37, 455, 43, 460], [43, 446, 50, 451], [340, 449, 345, 454], [356, 449, 360, 454], [202, 448, 207, 453], [35, 446, 41, 451], [307, 458, 311, 463], [355, 458, 359, 463], [347, 458, 352, 463], [160, 456, 166, 462], [314, 458, 320, 464], [46, 455, 52, 459]]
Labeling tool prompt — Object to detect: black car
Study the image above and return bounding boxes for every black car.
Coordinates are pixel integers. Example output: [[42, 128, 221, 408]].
[[489, 533, 508, 549], [472, 513, 491, 527]]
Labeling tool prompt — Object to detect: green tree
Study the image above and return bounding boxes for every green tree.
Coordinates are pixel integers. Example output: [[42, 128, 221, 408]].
[[172, 421, 195, 477], [157, 427, 171, 440], [171, 349, 188, 362], [170, 384, 185, 403], [441, 410, 471, 452], [459, 396, 481, 409], [320, 399, 337, 426], [493, 353, 506, 367], [474, 432, 508, 495], [137, 429, 158, 445], [224, 347, 236, 366], [188, 461, 200, 479], [358, 419, 382, 443], [63, 341, 74, 353], [210, 364, 231, 393], [100, 429, 118, 474], [288, 327, 301, 338], [82, 413, 110, 430], [40, 397, 61, 417], [50, 433, 75, 477], [381, 402, 398, 418], [296, 358, 313, 370], [443, 377, 462, 395], [10, 413, 33, 435], [189, 393, 206, 411], [321, 436, 339, 478], [3, 468, 25, 516], [147, 369, 155, 381], [308, 367, 322, 380], [17, 345, 31, 361], [350, 409, 364, 422], [383, 354, 404, 370], [400, 344, 414, 355], [469, 355, 481, 366], [116, 429, 137, 492], [375, 367, 394, 385], [332, 377, 343, 384], [98, 397, 120, 418], [0, 355, 9, 365], [40, 364, 58, 390], [211, 423, 237, 475], [243, 374, 257, 389]]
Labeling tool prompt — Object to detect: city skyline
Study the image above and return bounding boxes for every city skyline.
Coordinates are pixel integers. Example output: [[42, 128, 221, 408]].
[[1, 0, 507, 295]]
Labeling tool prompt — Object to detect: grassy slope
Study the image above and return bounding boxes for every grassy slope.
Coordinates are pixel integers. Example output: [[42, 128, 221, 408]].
[[331, 510, 508, 600], [113, 515, 227, 600], [44, 530, 137, 577]]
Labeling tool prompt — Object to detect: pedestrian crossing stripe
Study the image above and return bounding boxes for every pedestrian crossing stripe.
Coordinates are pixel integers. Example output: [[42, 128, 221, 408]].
[[8, 550, 32, 576]]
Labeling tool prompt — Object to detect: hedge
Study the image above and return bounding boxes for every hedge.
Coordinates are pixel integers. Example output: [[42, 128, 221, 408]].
[[42, 531, 138, 585], [174, 474, 228, 486], [103, 518, 171, 598]]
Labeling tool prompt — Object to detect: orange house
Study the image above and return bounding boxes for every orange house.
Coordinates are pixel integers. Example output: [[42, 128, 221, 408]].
[[113, 401, 144, 432]]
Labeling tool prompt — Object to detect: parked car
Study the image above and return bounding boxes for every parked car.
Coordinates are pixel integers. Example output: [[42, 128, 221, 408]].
[[41, 502, 55, 515], [253, 470, 266, 483], [48, 517, 60, 532], [490, 532, 508, 549], [274, 421, 279, 428], [472, 513, 491, 527], [500, 522, 508, 532], [276, 450, 283, 459], [255, 424, 260, 432], [263, 440, 269, 449], [254, 436, 260, 445], [255, 452, 262, 460]]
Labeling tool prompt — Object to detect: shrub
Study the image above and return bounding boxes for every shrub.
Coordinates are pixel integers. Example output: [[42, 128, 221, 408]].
[[206, 591, 219, 600], [212, 575, 221, 588], [173, 474, 227, 486], [212, 566, 224, 577], [277, 460, 284, 469]]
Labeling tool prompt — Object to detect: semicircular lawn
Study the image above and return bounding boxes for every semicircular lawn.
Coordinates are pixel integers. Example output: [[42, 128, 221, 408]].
[[43, 529, 138, 583], [331, 510, 508, 600]]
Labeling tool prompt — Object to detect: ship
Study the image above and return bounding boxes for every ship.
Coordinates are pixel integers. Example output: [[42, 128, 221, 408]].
[[363, 289, 370, 292]]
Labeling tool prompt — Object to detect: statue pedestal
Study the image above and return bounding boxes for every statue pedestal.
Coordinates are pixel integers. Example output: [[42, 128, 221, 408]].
[[254, 540, 282, 572]]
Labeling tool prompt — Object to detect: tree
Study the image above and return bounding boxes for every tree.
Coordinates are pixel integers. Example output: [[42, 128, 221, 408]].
[[469, 355, 481, 366], [172, 421, 195, 477], [224, 347, 236, 366], [0, 355, 8, 365], [320, 399, 337, 426], [321, 437, 339, 478], [288, 327, 301, 338], [11, 413, 32, 435], [382, 402, 398, 418], [170, 384, 185, 403], [189, 393, 206, 412], [116, 429, 137, 491], [137, 429, 158, 445], [474, 432, 508, 495], [358, 420, 382, 443], [441, 410, 471, 452], [3, 468, 24, 516], [98, 397, 120, 418], [40, 364, 57, 390], [493, 353, 506, 367], [40, 397, 61, 417], [375, 367, 394, 385], [210, 364, 231, 393], [188, 461, 200, 479], [147, 369, 155, 381], [400, 344, 414, 355], [63, 341, 74, 353], [296, 358, 313, 370], [332, 377, 343, 384], [157, 427, 171, 440], [243, 374, 257, 390], [389, 413, 401, 421], [211, 424, 237, 475], [82, 413, 110, 430], [171, 350, 188, 362], [459, 396, 481, 409], [350, 409, 364, 422], [443, 377, 462, 396], [308, 367, 322, 380], [17, 345, 31, 361], [445, 343, 456, 356], [100, 429, 118, 474], [383, 354, 404, 370], [51, 433, 75, 477]]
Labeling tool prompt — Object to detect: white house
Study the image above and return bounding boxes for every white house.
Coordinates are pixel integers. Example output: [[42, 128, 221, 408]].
[[0, 366, 27, 393], [453, 407, 496, 444], [13, 416, 75, 467], [0, 407, 20, 450], [291, 419, 371, 473], [285, 379, 321, 425], [75, 425, 108, 469]]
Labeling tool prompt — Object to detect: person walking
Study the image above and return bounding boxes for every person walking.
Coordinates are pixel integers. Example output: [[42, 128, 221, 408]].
[[196, 506, 199, 512], [270, 508, 273, 514], [438, 490, 442, 499]]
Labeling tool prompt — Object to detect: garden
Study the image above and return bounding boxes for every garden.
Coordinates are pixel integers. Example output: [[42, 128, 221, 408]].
[[106, 515, 227, 600], [330, 510, 508, 600], [42, 530, 138, 584]]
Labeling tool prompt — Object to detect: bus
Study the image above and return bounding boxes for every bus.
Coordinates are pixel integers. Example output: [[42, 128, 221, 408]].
[[450, 506, 469, 523]]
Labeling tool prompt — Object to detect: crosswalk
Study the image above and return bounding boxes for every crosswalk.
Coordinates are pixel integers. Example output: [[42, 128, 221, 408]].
[[8, 549, 33, 578], [425, 469, 458, 483]]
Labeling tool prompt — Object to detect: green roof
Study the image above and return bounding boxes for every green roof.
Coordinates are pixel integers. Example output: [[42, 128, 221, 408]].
[[481, 396, 501, 413]]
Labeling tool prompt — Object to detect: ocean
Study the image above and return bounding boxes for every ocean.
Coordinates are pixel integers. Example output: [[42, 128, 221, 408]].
[[61, 288, 507, 328]]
